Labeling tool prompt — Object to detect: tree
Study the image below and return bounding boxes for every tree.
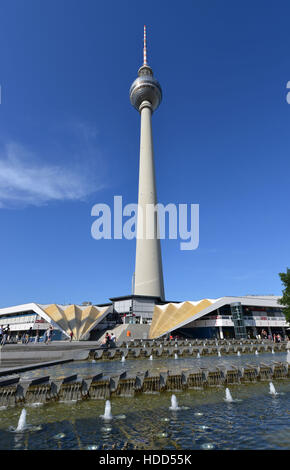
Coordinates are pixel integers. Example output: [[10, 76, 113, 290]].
[[278, 268, 290, 323]]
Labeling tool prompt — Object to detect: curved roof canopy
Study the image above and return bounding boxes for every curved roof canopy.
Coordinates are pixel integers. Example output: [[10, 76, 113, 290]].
[[149, 296, 284, 339], [0, 302, 110, 340]]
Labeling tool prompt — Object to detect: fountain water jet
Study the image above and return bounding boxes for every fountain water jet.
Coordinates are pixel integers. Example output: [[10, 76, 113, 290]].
[[149, 355, 153, 360], [201, 443, 214, 449], [169, 394, 180, 410], [16, 409, 26, 432], [174, 353, 178, 360], [225, 388, 233, 403], [121, 356, 125, 363], [101, 400, 112, 420], [269, 382, 278, 396]]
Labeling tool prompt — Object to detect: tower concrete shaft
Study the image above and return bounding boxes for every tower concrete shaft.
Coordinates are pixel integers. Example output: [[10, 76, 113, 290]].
[[134, 100, 165, 300]]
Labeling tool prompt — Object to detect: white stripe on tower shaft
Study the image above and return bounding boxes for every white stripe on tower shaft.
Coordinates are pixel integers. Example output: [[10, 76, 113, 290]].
[[134, 101, 165, 300], [143, 25, 147, 65]]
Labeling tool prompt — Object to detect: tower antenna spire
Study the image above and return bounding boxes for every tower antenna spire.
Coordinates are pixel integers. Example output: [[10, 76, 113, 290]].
[[143, 25, 147, 66]]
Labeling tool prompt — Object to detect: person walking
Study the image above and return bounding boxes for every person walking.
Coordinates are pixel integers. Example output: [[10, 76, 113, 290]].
[[2, 325, 10, 345], [26, 327, 33, 344], [6, 325, 11, 344], [45, 327, 51, 344], [48, 326, 53, 343], [1, 328, 7, 346], [69, 330, 74, 342], [35, 328, 40, 343]]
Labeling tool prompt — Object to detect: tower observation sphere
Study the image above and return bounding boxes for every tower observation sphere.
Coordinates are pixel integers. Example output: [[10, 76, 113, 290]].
[[129, 64, 162, 113]]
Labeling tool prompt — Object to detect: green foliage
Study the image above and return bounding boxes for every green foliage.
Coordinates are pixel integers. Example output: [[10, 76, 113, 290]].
[[278, 268, 290, 323]]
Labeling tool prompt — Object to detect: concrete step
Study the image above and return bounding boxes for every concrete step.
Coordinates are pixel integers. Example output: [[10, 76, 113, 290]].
[[117, 324, 151, 343]]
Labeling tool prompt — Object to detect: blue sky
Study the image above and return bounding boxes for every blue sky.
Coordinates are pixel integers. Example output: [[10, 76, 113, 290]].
[[0, 0, 289, 307]]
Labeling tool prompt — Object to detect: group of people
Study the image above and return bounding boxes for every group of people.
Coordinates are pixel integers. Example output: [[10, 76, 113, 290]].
[[19, 327, 36, 344], [260, 329, 269, 340], [0, 325, 11, 345], [0, 325, 54, 345], [273, 333, 284, 343], [168, 334, 181, 341], [255, 330, 286, 342], [103, 331, 116, 348]]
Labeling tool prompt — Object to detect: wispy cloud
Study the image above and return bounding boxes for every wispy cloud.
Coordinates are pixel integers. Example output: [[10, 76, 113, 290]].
[[0, 129, 105, 208]]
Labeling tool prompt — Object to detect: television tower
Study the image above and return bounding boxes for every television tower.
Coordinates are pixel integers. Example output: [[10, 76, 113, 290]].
[[130, 26, 165, 300]]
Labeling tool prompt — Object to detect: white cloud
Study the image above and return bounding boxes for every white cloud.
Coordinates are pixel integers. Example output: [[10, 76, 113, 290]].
[[0, 141, 104, 208]]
